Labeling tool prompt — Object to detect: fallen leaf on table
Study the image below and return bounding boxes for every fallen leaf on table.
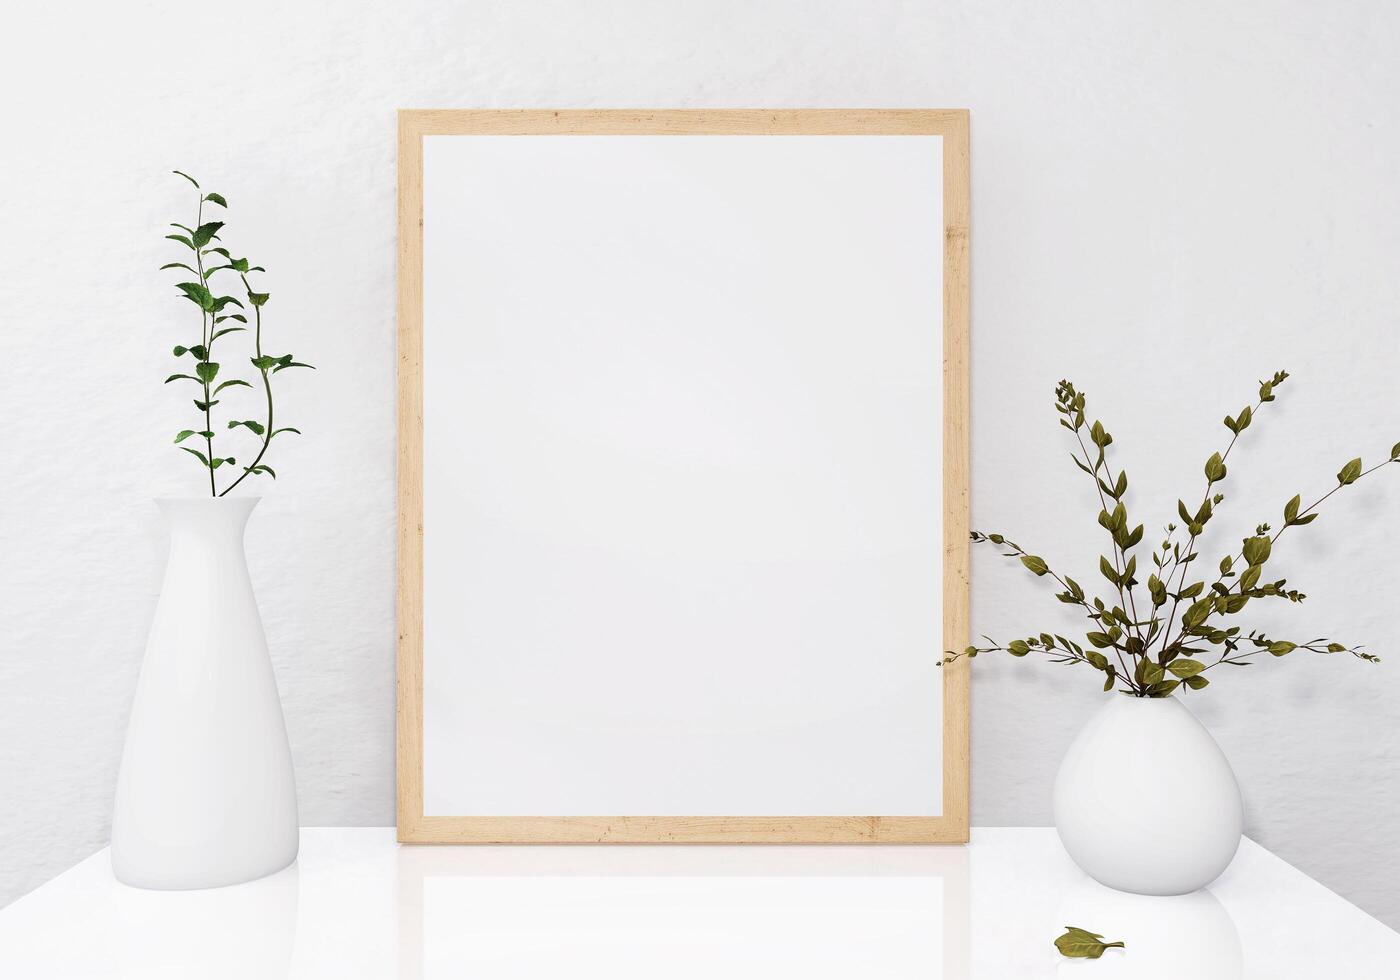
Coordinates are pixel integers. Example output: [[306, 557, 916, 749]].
[[1054, 925, 1126, 959]]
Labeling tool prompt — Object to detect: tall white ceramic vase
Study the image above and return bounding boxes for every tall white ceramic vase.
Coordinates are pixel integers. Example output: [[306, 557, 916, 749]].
[[1053, 695, 1243, 896], [112, 497, 298, 889]]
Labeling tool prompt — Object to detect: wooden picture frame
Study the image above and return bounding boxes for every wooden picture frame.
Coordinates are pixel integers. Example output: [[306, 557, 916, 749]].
[[397, 109, 970, 843]]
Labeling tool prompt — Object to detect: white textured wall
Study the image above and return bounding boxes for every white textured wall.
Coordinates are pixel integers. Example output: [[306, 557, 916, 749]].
[[2, 0, 1398, 928]]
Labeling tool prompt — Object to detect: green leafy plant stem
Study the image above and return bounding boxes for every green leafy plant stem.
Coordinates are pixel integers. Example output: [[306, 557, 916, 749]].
[[1075, 422, 1142, 638], [1228, 457, 1389, 580], [1157, 392, 1269, 647], [1201, 635, 1373, 673], [980, 534, 1139, 691], [192, 190, 216, 496], [219, 275, 273, 497], [939, 372, 1392, 696], [1179, 457, 1396, 651], [1071, 423, 1146, 645]]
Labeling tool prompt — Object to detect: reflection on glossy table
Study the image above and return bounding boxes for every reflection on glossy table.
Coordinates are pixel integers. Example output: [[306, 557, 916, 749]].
[[0, 828, 1394, 978]]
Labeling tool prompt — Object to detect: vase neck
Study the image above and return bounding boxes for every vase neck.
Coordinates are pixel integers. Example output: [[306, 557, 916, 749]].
[[1107, 692, 1186, 714], [157, 497, 259, 544]]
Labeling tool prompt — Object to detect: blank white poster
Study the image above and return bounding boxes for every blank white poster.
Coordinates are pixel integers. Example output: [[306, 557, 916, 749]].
[[422, 134, 943, 816]]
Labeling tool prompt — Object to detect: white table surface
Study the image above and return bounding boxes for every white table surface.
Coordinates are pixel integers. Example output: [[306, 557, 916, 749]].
[[0, 827, 1393, 978]]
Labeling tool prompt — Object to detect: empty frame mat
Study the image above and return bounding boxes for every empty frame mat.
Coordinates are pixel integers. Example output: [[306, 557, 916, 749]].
[[398, 110, 969, 842]]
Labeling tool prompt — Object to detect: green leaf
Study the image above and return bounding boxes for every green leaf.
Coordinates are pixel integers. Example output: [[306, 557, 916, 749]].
[[1337, 457, 1362, 485], [1140, 660, 1165, 685], [248, 291, 270, 307], [1391, 441, 1400, 461], [172, 170, 200, 188], [1242, 536, 1271, 566], [272, 360, 315, 372], [193, 399, 219, 411], [1184, 674, 1210, 690], [1204, 452, 1227, 482], [180, 446, 210, 467], [245, 464, 277, 479], [1085, 651, 1109, 671], [1007, 640, 1030, 657], [270, 427, 301, 438], [1168, 658, 1206, 678], [1179, 581, 1205, 599], [210, 327, 247, 342], [251, 355, 278, 371], [175, 281, 215, 311], [1054, 927, 1125, 960], [1099, 556, 1119, 587], [194, 361, 220, 384], [192, 221, 224, 248], [1019, 555, 1049, 576], [1269, 641, 1297, 656], [203, 192, 227, 207], [174, 430, 197, 443], [164, 373, 199, 384], [228, 419, 266, 435], [214, 379, 252, 394], [1148, 574, 1167, 606], [160, 262, 199, 275], [1217, 593, 1249, 614], [1284, 494, 1301, 524], [1086, 631, 1115, 649], [1147, 679, 1181, 697], [165, 233, 195, 250]]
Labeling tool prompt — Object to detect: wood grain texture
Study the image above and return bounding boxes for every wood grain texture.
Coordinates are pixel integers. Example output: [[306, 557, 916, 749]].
[[402, 107, 969, 136], [402, 815, 962, 844], [940, 111, 972, 842], [396, 108, 970, 844], [396, 111, 426, 841]]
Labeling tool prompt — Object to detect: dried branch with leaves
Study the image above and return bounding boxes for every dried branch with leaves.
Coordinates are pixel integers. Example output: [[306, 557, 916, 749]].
[[939, 372, 1394, 696]]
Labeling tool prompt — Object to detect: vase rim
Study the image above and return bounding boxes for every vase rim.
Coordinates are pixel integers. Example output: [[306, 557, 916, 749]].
[[154, 495, 263, 503], [154, 495, 262, 515]]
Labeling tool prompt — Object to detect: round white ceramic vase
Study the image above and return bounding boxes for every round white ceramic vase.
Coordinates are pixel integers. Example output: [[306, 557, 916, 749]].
[[111, 497, 298, 889], [1053, 694, 1243, 895]]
